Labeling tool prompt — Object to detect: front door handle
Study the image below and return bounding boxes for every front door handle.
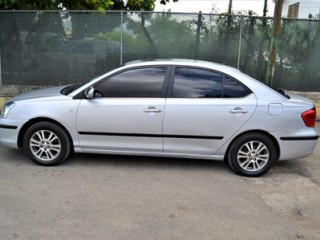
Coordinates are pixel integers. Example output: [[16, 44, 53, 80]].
[[144, 106, 162, 113], [230, 107, 248, 114]]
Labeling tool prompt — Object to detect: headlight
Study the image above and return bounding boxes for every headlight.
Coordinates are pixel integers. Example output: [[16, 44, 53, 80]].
[[0, 101, 15, 118]]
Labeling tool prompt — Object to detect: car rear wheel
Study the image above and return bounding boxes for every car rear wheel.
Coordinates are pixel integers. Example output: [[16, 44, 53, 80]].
[[23, 122, 71, 166], [227, 133, 277, 177]]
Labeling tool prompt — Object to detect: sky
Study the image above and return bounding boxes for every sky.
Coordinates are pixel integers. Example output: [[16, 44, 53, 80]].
[[154, 0, 275, 16]]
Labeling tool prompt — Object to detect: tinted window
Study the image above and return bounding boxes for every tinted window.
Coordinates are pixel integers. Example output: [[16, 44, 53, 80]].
[[95, 67, 167, 98], [223, 76, 250, 98], [173, 68, 223, 98]]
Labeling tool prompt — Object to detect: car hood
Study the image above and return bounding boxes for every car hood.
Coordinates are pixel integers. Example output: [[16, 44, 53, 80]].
[[11, 85, 68, 101]]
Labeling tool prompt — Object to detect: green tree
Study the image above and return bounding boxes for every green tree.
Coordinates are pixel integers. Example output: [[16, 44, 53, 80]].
[[148, 12, 194, 57], [0, 0, 178, 10], [61, 0, 113, 10], [0, 0, 178, 39], [0, 0, 58, 10]]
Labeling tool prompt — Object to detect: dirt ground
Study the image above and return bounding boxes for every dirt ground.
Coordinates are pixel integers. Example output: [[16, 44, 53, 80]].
[[0, 124, 319, 240], [243, 122, 320, 239]]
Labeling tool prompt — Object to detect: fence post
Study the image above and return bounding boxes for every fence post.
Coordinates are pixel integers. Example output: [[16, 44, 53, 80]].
[[0, 47, 2, 85], [237, 17, 243, 69], [120, 10, 124, 66]]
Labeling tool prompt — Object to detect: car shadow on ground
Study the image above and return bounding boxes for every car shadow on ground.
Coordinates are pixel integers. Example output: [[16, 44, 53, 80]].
[[3, 147, 314, 178], [65, 153, 229, 172], [2, 146, 229, 173]]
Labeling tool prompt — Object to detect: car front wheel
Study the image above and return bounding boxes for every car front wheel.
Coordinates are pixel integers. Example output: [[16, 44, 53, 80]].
[[227, 133, 277, 177], [23, 122, 71, 166]]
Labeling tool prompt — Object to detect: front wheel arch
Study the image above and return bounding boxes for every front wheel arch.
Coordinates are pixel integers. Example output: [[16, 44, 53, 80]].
[[23, 121, 71, 165], [18, 118, 73, 151]]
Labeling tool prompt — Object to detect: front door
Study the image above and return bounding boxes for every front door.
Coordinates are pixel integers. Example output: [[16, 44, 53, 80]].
[[76, 66, 169, 152]]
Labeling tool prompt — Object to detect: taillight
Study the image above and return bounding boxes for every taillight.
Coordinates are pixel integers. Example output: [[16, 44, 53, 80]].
[[301, 107, 317, 127]]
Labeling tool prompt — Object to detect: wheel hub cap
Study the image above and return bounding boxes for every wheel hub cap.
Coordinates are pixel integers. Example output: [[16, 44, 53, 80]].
[[30, 130, 61, 161], [237, 141, 269, 172]]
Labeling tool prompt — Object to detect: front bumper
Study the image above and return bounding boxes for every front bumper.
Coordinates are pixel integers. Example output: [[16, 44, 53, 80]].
[[0, 118, 25, 149]]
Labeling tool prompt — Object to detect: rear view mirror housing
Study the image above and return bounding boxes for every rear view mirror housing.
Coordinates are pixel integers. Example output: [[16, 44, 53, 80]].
[[84, 87, 94, 99]]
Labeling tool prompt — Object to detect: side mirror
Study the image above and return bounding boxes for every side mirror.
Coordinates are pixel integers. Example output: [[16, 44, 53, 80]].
[[84, 87, 94, 99]]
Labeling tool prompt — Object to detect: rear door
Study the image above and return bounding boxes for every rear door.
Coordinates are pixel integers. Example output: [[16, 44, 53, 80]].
[[163, 66, 257, 155]]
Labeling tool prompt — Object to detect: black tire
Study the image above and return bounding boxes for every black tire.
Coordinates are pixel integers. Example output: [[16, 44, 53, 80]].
[[227, 133, 277, 177], [23, 122, 71, 166]]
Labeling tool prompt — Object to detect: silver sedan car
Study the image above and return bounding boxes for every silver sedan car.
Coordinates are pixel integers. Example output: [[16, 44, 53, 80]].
[[0, 60, 318, 177]]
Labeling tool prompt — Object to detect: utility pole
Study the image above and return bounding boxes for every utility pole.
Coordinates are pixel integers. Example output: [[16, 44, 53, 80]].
[[263, 0, 268, 17], [227, 0, 233, 28], [228, 0, 233, 15], [265, 0, 283, 86]]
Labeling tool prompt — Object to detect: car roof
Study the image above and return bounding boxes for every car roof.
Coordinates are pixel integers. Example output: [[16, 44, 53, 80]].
[[125, 59, 241, 74]]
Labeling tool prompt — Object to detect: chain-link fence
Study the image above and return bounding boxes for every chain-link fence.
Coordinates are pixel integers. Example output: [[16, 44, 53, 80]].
[[0, 10, 320, 91]]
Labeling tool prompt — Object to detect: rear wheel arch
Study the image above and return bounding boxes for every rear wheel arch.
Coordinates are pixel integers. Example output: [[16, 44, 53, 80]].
[[225, 130, 280, 161], [225, 130, 280, 177], [18, 118, 73, 151]]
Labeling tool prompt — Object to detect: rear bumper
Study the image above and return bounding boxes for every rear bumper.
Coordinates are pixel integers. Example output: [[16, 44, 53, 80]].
[[278, 136, 318, 160]]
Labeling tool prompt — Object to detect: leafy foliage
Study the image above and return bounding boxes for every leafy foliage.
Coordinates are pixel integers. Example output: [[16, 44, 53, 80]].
[[0, 0, 178, 10], [1, 2, 319, 90], [0, 0, 59, 10], [62, 0, 114, 10]]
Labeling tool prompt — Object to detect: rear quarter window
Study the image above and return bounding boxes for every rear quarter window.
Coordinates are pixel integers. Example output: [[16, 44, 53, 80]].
[[223, 76, 251, 98]]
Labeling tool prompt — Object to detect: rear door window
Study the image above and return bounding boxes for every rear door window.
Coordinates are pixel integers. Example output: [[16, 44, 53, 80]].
[[173, 67, 223, 98], [172, 67, 251, 98]]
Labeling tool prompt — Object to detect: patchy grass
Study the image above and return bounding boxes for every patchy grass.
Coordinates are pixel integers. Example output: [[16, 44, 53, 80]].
[[0, 97, 12, 108], [316, 102, 320, 120]]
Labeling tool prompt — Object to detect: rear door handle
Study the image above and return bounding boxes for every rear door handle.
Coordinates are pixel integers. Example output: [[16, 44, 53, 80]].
[[144, 106, 162, 113], [230, 108, 248, 114]]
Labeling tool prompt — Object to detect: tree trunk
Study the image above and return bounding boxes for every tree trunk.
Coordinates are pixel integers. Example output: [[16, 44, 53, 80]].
[[195, 11, 202, 59], [141, 13, 159, 59]]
